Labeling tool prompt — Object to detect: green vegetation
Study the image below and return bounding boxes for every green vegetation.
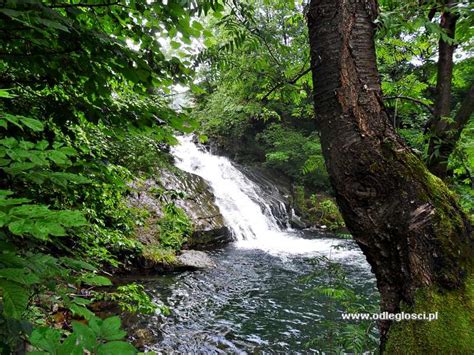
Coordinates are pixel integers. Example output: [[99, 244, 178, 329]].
[[158, 203, 193, 251], [142, 246, 177, 266], [192, 1, 320, 188], [293, 186, 346, 231], [1, 0, 472, 352], [302, 257, 379, 353], [29, 316, 136, 355], [0, 0, 222, 352]]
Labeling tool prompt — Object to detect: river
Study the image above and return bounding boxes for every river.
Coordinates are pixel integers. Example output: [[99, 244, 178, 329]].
[[141, 136, 379, 353]]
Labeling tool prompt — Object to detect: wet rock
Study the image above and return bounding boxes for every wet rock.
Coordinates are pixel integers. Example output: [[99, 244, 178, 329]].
[[160, 169, 233, 249], [239, 165, 293, 228], [290, 212, 309, 229], [128, 169, 233, 249], [127, 179, 163, 246], [133, 328, 155, 350], [175, 250, 216, 270]]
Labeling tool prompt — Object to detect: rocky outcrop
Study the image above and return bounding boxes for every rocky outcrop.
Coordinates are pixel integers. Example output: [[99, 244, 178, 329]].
[[159, 169, 233, 249], [240, 165, 292, 226], [128, 168, 233, 250]]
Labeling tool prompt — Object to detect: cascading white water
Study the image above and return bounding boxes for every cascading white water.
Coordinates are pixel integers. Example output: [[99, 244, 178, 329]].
[[171, 136, 357, 258]]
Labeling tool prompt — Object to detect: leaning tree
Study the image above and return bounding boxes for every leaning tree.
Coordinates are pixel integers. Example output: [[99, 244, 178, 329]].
[[306, 0, 473, 352]]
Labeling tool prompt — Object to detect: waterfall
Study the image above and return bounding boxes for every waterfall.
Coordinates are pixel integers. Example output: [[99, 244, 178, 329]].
[[171, 136, 354, 257]]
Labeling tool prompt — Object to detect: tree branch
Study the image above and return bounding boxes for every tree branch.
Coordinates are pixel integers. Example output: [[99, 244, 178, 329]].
[[261, 67, 311, 101], [383, 95, 434, 114]]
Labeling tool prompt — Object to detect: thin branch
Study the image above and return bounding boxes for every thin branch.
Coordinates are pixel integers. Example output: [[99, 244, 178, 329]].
[[229, 3, 282, 67], [261, 66, 311, 101], [383, 95, 434, 114], [427, 6, 438, 21]]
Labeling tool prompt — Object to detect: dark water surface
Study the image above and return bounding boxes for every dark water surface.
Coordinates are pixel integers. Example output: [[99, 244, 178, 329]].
[[141, 235, 378, 353]]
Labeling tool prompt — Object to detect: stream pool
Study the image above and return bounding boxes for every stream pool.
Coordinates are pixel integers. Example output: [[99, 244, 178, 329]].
[[141, 234, 378, 353]]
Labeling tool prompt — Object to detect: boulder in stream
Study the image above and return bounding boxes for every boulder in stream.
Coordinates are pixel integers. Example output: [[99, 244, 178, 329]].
[[128, 168, 233, 251], [175, 250, 216, 270], [159, 169, 233, 249]]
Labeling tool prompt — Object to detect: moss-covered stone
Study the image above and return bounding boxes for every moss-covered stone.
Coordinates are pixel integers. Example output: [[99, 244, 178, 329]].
[[292, 186, 346, 231], [385, 274, 474, 353]]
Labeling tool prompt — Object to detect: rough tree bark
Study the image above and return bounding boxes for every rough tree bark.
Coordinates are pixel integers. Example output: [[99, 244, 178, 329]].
[[307, 0, 473, 352]]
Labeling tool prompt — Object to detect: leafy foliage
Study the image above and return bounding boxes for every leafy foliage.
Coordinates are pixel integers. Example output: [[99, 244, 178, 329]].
[[192, 0, 325, 195], [29, 316, 135, 355], [158, 203, 193, 251], [302, 257, 379, 353], [257, 124, 330, 190], [0, 0, 222, 351]]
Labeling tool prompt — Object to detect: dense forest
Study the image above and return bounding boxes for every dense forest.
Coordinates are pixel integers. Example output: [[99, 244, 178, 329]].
[[0, 0, 473, 354]]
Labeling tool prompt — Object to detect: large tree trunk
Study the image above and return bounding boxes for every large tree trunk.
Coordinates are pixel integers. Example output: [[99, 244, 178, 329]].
[[307, 0, 473, 352]]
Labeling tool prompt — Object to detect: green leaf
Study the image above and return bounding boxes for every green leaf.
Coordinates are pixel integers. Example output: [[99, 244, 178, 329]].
[[88, 317, 102, 335], [170, 41, 181, 49], [60, 257, 96, 271], [97, 341, 136, 355], [0, 197, 30, 207], [3, 114, 22, 130], [81, 274, 112, 286], [0, 88, 16, 98], [20, 117, 44, 132], [35, 223, 62, 239], [38, 222, 67, 237], [35, 140, 49, 151], [36, 18, 70, 32], [8, 219, 26, 236], [0, 279, 29, 319], [9, 204, 50, 218], [56, 210, 88, 227], [0, 8, 22, 18], [0, 137, 17, 148], [0, 211, 10, 227], [49, 172, 91, 186], [72, 297, 92, 306], [71, 321, 96, 351], [191, 20, 204, 31], [0, 268, 40, 285], [69, 304, 96, 321], [29, 327, 62, 354], [58, 146, 77, 156], [47, 150, 70, 166], [5, 162, 37, 174], [0, 189, 14, 197], [57, 333, 82, 355], [100, 316, 126, 341]]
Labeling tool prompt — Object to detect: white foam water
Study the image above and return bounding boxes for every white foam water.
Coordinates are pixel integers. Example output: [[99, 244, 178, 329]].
[[171, 136, 360, 260]]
